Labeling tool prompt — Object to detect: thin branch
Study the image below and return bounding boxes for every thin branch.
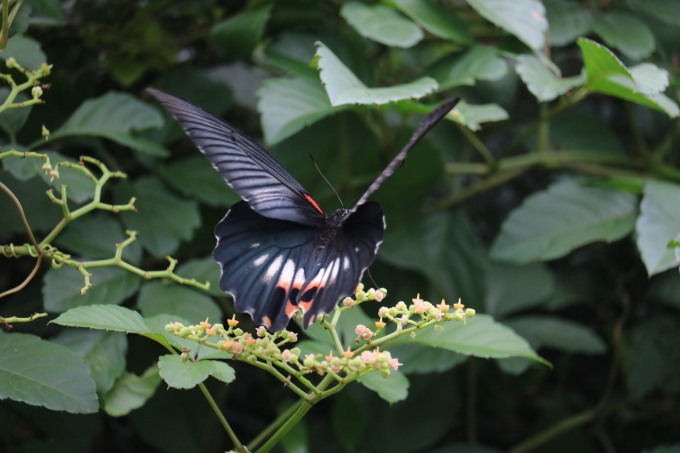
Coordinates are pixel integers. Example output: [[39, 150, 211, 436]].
[[0, 180, 43, 299]]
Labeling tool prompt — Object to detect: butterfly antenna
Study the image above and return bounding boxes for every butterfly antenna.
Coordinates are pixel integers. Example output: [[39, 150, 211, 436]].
[[310, 154, 344, 207], [366, 269, 380, 291], [353, 98, 460, 209]]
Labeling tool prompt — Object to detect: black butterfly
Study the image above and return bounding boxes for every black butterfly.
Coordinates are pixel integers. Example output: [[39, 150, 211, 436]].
[[148, 88, 459, 331]]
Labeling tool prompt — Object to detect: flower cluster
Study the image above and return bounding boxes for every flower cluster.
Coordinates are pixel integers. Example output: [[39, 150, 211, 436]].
[[165, 311, 402, 381], [165, 288, 475, 392], [353, 295, 476, 342]]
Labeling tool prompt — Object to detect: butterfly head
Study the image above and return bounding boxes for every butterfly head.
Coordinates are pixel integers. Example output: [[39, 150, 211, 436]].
[[328, 208, 351, 228]]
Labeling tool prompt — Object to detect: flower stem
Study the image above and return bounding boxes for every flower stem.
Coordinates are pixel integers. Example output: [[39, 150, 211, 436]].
[[197, 382, 247, 452]]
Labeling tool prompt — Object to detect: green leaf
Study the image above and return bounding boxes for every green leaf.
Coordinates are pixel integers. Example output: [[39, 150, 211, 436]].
[[30, 0, 66, 25], [341, 2, 423, 48], [157, 355, 231, 389], [395, 314, 548, 363], [534, 110, 624, 155], [1, 35, 46, 70], [137, 281, 222, 325], [102, 366, 162, 417], [144, 313, 202, 353], [8, 1, 30, 36], [380, 209, 488, 304], [629, 0, 680, 26], [545, 0, 593, 46], [627, 317, 680, 399], [593, 11, 655, 60], [0, 88, 31, 134], [41, 151, 97, 203], [52, 304, 152, 334], [427, 46, 507, 90], [152, 66, 233, 116], [0, 172, 62, 234], [332, 395, 365, 452], [491, 178, 638, 264], [389, 0, 470, 43], [450, 100, 508, 131], [0, 333, 98, 413], [51, 92, 168, 157], [176, 258, 222, 297], [209, 361, 236, 385], [642, 445, 680, 453], [578, 38, 679, 118], [505, 315, 607, 354], [359, 369, 409, 403], [636, 181, 680, 275], [52, 305, 173, 349], [466, 0, 547, 50], [647, 271, 680, 311], [55, 215, 142, 264], [390, 344, 467, 374], [257, 76, 346, 145], [485, 262, 554, 317], [630, 63, 670, 95], [515, 55, 584, 102], [210, 4, 272, 61], [1, 145, 40, 180], [53, 329, 128, 394], [43, 266, 141, 312], [158, 156, 238, 207], [315, 41, 438, 106], [497, 357, 534, 375], [115, 177, 201, 257]]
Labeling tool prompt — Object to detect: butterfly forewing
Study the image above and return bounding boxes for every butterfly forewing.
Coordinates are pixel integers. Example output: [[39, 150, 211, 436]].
[[147, 88, 326, 226], [214, 201, 384, 330], [149, 88, 457, 331]]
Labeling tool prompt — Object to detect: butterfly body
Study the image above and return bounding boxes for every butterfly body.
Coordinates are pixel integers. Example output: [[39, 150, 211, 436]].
[[148, 88, 458, 331]]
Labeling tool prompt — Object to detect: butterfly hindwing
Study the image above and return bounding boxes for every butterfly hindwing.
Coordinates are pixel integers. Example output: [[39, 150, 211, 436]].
[[147, 88, 326, 226], [214, 201, 384, 330]]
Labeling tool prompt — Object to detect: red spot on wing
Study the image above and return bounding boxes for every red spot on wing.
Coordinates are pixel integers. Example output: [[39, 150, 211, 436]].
[[304, 194, 325, 216], [262, 316, 272, 327]]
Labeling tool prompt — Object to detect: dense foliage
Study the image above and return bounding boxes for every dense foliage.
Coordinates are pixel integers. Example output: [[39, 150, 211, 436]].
[[1, 0, 679, 452]]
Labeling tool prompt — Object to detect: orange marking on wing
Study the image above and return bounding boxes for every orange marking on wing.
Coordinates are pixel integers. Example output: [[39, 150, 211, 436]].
[[285, 300, 300, 317], [299, 299, 314, 312], [304, 194, 325, 215], [262, 316, 272, 327]]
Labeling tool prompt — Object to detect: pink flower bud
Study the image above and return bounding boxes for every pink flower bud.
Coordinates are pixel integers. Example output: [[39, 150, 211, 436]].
[[355, 324, 374, 340], [343, 297, 355, 307]]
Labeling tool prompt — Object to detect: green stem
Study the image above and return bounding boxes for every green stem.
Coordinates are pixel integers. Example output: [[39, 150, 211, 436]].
[[255, 398, 314, 453], [459, 125, 495, 165], [507, 409, 596, 453], [248, 401, 304, 451], [537, 103, 550, 154], [322, 318, 345, 355], [255, 374, 339, 453], [504, 88, 589, 156], [0, 0, 9, 50], [197, 383, 246, 452], [0, 180, 43, 298], [466, 358, 478, 442], [1, 312, 48, 323], [435, 150, 635, 209]]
